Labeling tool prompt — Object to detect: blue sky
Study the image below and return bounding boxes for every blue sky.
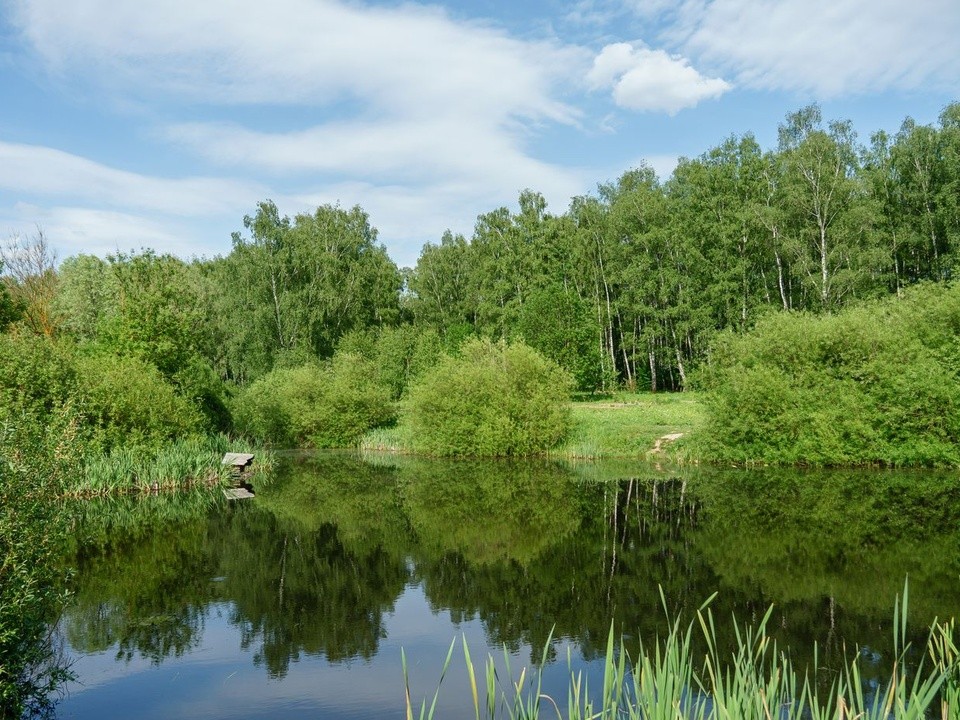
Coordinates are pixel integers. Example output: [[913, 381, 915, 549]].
[[1, 0, 957, 268]]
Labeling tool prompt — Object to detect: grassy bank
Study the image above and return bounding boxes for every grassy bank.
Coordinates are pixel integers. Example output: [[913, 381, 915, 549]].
[[361, 392, 706, 461], [552, 392, 705, 461], [406, 589, 959, 720]]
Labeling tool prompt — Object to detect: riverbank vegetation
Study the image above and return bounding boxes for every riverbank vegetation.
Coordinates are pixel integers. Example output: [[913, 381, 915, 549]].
[[699, 282, 960, 466], [3, 103, 960, 466], [0, 410, 76, 716]]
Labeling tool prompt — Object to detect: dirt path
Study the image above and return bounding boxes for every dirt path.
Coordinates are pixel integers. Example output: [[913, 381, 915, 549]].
[[649, 432, 684, 454]]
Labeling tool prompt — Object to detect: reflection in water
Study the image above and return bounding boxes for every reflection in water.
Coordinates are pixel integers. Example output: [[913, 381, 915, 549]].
[[58, 455, 960, 716]]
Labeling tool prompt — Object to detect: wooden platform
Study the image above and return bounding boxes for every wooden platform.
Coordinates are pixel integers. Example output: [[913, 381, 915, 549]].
[[223, 487, 255, 500]]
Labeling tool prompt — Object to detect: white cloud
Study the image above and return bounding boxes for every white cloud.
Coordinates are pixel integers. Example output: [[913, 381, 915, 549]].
[[588, 42, 730, 114], [0, 141, 265, 217], [627, 0, 960, 96], [8, 0, 601, 264], [11, 0, 584, 123], [1, 203, 223, 259]]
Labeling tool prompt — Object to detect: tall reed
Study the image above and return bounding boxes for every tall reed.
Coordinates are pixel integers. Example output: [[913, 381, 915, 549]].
[[67, 434, 274, 498], [405, 585, 958, 720]]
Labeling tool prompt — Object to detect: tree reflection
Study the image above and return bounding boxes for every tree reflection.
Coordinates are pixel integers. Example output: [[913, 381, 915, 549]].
[[61, 456, 960, 680]]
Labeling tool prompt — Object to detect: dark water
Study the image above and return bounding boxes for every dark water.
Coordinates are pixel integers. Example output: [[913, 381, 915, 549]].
[[54, 453, 960, 718]]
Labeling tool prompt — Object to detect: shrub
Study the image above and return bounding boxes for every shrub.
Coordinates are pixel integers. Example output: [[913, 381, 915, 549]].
[[699, 283, 960, 466], [405, 339, 572, 456], [0, 333, 77, 417], [233, 355, 395, 447], [0, 408, 78, 716], [74, 352, 205, 450]]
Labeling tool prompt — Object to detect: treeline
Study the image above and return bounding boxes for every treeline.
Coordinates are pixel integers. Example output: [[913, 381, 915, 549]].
[[1, 102, 960, 447], [408, 103, 960, 391]]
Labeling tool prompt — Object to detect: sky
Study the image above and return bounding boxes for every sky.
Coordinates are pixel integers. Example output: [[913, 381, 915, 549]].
[[0, 0, 958, 269]]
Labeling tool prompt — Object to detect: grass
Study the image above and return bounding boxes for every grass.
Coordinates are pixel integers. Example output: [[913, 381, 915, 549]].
[[360, 425, 416, 454], [361, 392, 706, 460], [66, 434, 275, 498], [404, 585, 959, 720], [552, 391, 706, 461]]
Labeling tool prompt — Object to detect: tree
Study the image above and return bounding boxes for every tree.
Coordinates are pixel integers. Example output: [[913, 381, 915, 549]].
[[776, 105, 883, 311], [408, 230, 472, 336], [222, 201, 402, 379], [0, 229, 59, 336]]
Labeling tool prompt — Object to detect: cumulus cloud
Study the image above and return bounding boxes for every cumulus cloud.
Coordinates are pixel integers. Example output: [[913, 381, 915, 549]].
[[625, 0, 960, 96], [588, 42, 730, 114]]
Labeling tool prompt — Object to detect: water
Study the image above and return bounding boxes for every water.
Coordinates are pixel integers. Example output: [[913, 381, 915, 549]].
[[54, 452, 960, 718]]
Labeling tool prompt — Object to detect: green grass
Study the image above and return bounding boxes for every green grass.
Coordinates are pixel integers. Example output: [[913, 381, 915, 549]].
[[67, 435, 275, 497], [359, 425, 416, 454], [553, 391, 706, 460], [405, 585, 959, 720]]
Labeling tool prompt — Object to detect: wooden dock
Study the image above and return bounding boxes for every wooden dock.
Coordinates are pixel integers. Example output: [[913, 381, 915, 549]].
[[222, 453, 256, 500], [223, 486, 255, 500]]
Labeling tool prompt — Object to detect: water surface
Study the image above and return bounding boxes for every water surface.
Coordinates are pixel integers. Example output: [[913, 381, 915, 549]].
[[55, 453, 960, 718]]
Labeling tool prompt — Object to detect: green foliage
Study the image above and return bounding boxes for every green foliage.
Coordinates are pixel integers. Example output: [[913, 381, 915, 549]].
[[0, 333, 77, 418], [54, 254, 118, 341], [0, 263, 21, 331], [234, 354, 395, 448], [0, 408, 78, 716], [337, 324, 444, 400], [405, 339, 572, 456], [96, 251, 207, 378], [217, 200, 402, 381], [74, 352, 205, 450], [699, 283, 960, 465], [515, 285, 603, 391]]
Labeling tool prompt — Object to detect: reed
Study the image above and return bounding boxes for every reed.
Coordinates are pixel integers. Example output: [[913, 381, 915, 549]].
[[405, 584, 958, 719], [66, 434, 275, 498]]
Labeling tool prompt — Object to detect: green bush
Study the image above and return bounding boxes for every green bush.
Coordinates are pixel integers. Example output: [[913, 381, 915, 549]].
[[404, 339, 572, 456], [0, 333, 77, 417], [74, 352, 205, 450], [233, 354, 395, 447], [699, 283, 960, 466], [0, 408, 78, 716]]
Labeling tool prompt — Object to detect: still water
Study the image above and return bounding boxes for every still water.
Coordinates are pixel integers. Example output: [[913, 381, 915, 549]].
[[55, 453, 960, 718]]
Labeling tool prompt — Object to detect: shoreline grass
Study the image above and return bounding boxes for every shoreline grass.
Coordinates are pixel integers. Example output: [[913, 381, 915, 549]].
[[405, 585, 959, 720], [65, 435, 275, 498]]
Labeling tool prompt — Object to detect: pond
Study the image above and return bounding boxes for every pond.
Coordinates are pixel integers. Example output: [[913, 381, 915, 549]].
[[53, 452, 960, 719]]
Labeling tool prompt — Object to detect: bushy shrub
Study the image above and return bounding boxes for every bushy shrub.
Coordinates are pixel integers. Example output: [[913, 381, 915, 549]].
[[405, 338, 572, 456], [74, 352, 205, 450], [0, 408, 78, 716], [699, 283, 960, 466], [0, 333, 77, 417], [233, 354, 395, 447]]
